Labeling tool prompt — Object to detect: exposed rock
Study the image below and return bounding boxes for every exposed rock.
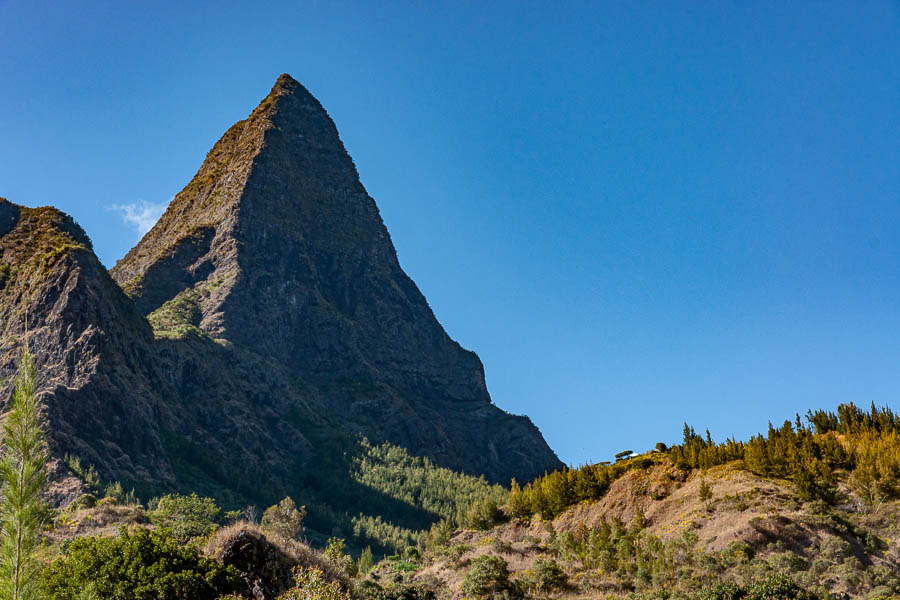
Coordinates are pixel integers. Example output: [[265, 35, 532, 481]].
[[0, 75, 562, 524], [207, 523, 348, 600], [111, 73, 562, 484], [215, 528, 296, 600]]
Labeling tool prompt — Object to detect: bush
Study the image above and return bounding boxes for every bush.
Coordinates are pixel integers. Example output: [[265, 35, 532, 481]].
[[699, 478, 713, 501], [279, 567, 350, 600], [743, 573, 818, 599], [722, 541, 755, 564], [465, 497, 504, 531], [357, 546, 375, 575], [528, 557, 567, 593], [461, 555, 520, 599], [69, 493, 97, 510], [41, 527, 242, 600], [325, 537, 356, 576], [261, 496, 306, 540], [151, 493, 220, 540]]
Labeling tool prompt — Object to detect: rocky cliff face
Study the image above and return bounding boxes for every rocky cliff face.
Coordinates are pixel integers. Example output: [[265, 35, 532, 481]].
[[0, 201, 170, 495], [0, 74, 561, 511]]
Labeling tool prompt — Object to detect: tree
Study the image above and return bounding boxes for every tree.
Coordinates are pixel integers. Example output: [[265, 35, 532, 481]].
[[527, 557, 567, 593], [151, 493, 221, 540], [260, 496, 306, 540], [325, 537, 356, 576], [465, 497, 504, 530], [698, 477, 712, 501], [357, 546, 374, 575], [0, 349, 49, 600], [506, 479, 531, 521]]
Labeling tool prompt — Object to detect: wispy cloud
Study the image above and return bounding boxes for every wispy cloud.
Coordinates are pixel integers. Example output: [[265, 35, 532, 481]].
[[109, 200, 168, 237]]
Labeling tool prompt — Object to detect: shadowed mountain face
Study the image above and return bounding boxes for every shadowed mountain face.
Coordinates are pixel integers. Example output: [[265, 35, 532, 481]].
[[0, 74, 561, 511]]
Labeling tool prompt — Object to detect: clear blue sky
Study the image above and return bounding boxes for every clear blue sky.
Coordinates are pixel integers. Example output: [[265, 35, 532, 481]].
[[1, 1, 898, 467]]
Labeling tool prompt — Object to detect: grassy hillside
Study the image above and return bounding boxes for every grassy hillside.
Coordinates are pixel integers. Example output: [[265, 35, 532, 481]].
[[39, 402, 900, 599]]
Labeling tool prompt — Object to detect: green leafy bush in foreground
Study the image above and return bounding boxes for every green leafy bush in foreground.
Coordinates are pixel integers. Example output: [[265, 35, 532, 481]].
[[41, 527, 242, 600]]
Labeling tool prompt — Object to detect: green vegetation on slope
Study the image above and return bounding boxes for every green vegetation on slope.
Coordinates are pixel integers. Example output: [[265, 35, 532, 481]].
[[301, 437, 509, 554], [508, 403, 900, 523], [26, 398, 900, 599]]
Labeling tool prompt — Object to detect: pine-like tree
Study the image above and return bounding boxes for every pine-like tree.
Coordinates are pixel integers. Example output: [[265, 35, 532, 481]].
[[0, 349, 49, 600]]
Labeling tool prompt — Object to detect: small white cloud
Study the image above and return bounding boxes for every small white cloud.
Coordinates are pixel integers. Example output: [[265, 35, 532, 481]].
[[110, 200, 168, 237]]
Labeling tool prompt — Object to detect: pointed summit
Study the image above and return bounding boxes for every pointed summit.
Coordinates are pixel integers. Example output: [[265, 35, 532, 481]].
[[110, 75, 562, 484]]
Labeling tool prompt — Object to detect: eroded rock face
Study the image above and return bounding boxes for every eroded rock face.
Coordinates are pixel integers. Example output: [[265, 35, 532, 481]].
[[0, 74, 561, 515], [0, 202, 173, 490], [111, 74, 562, 484]]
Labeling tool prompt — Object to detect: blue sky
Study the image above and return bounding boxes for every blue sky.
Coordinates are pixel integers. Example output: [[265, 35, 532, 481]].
[[1, 1, 898, 467]]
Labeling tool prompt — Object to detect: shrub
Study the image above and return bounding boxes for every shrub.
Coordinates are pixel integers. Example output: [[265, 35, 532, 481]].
[[69, 493, 97, 511], [698, 477, 712, 501], [461, 555, 520, 599], [151, 493, 220, 540], [357, 546, 374, 575], [279, 567, 350, 600], [743, 573, 818, 599], [443, 543, 471, 568], [356, 580, 435, 600], [40, 527, 242, 600], [261, 496, 306, 540], [722, 541, 755, 564], [767, 551, 808, 573], [528, 557, 567, 593], [465, 497, 504, 531], [325, 537, 356, 576]]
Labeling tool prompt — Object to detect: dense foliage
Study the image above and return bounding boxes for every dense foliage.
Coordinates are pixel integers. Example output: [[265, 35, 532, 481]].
[[507, 403, 900, 523], [351, 439, 508, 527], [303, 437, 508, 554], [278, 567, 351, 600], [22, 401, 900, 598], [506, 454, 655, 521], [461, 555, 520, 600], [150, 493, 221, 540], [670, 403, 900, 506], [261, 496, 306, 540], [41, 528, 242, 600]]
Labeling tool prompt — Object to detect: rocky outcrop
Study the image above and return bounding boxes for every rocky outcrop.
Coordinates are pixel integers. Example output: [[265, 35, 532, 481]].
[[0, 74, 561, 518]]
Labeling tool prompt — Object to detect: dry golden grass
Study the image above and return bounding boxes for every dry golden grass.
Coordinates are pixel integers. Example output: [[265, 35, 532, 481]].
[[205, 521, 348, 584], [47, 503, 150, 542]]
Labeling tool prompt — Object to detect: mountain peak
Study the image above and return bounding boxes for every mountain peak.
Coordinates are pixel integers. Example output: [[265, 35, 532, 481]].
[[274, 72, 300, 89], [108, 76, 562, 484]]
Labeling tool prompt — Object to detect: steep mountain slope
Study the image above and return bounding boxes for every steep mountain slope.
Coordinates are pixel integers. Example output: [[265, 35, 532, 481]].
[[0, 199, 324, 506], [0, 75, 561, 528], [110, 73, 562, 484], [0, 200, 171, 494]]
